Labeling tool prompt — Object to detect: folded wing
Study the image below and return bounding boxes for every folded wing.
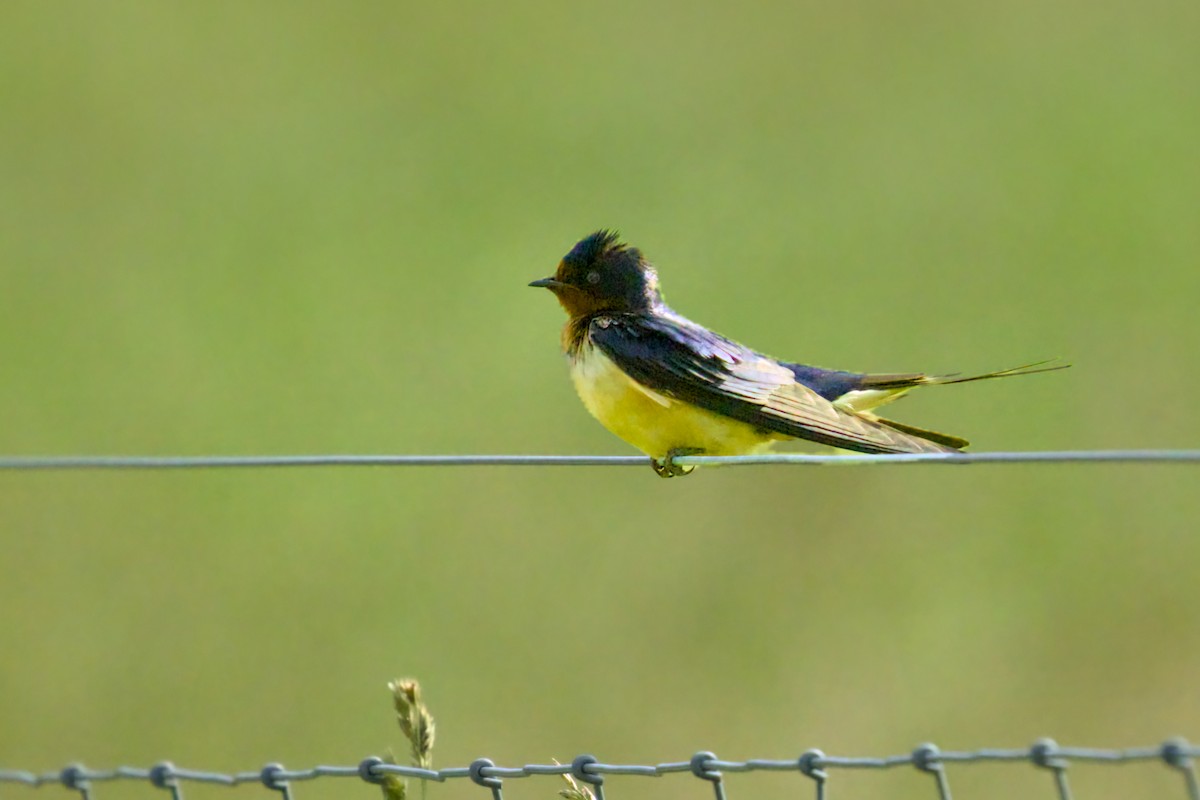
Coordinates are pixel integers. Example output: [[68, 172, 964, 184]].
[[588, 315, 958, 455]]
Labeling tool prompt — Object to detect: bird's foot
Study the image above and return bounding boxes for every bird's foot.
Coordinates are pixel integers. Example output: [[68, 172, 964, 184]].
[[651, 447, 704, 478]]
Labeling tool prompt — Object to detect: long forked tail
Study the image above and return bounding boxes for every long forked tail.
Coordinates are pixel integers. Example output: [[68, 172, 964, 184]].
[[861, 359, 1071, 390], [922, 358, 1071, 386], [844, 359, 1070, 450]]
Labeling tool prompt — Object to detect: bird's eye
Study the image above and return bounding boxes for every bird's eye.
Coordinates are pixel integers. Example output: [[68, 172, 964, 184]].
[[586, 271, 601, 285]]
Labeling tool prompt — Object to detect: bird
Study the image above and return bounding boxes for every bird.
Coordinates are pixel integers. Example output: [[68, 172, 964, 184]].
[[530, 230, 1067, 477]]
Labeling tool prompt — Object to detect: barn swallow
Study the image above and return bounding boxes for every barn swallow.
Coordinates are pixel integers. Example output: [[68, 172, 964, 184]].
[[531, 230, 1067, 477]]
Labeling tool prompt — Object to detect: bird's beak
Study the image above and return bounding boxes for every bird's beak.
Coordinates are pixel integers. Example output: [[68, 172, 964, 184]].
[[529, 277, 566, 290]]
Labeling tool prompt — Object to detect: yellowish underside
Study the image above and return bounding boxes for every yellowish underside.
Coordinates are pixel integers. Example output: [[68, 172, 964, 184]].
[[569, 345, 781, 458]]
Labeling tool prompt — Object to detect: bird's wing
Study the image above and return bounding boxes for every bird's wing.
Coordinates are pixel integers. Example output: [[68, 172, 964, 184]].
[[588, 315, 957, 454]]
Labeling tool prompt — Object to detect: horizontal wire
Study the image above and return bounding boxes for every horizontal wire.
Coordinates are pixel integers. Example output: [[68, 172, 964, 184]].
[[0, 454, 645, 470], [0, 450, 1198, 471]]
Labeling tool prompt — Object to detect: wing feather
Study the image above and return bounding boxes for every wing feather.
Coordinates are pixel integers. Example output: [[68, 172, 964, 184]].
[[589, 315, 956, 454]]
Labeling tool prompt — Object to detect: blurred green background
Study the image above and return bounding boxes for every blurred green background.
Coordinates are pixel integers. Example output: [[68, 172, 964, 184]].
[[2, 3, 1198, 800]]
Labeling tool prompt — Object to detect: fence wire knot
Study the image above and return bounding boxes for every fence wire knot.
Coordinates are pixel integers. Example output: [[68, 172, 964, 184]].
[[1165, 739, 1194, 770], [260, 763, 292, 800], [912, 744, 942, 774], [912, 744, 952, 800], [571, 756, 605, 800], [357, 757, 386, 785], [1162, 739, 1200, 800], [797, 750, 827, 800], [571, 755, 602, 785], [689, 752, 720, 783], [689, 753, 726, 800], [1031, 738, 1067, 770], [150, 763, 183, 800], [797, 750, 825, 781], [1030, 739, 1073, 800], [469, 758, 503, 800], [59, 765, 87, 793]]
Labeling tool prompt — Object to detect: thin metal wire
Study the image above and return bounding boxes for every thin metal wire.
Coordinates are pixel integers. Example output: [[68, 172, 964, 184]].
[[0, 450, 1198, 471], [0, 455, 646, 470], [3, 741, 1198, 799]]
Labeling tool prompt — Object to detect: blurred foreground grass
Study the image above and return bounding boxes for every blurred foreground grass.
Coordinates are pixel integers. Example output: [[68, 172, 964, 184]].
[[1, 4, 1198, 800]]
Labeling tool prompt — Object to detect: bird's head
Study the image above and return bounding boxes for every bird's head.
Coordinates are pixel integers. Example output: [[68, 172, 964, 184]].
[[530, 230, 663, 318]]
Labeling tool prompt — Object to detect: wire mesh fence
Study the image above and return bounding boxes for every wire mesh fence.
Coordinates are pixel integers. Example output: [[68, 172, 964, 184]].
[[4, 740, 1199, 800]]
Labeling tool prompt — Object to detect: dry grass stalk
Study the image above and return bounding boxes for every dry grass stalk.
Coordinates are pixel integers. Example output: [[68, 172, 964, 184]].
[[390, 678, 436, 770], [382, 678, 437, 800]]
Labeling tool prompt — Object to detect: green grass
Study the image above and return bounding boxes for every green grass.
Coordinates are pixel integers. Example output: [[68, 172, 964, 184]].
[[2, 4, 1198, 800]]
